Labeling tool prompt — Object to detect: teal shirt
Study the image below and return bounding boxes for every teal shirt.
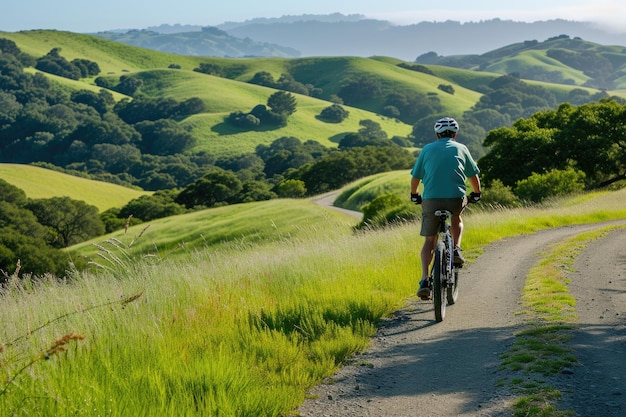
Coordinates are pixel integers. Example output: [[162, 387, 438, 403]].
[[411, 138, 480, 199]]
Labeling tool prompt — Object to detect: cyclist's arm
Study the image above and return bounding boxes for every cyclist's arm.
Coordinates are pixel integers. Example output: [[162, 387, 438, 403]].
[[411, 177, 421, 194], [468, 174, 481, 193]]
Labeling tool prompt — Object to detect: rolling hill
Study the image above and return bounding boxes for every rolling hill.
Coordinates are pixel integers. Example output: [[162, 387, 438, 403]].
[[418, 35, 626, 90], [0, 30, 419, 159], [4, 29, 625, 163], [1, 29, 626, 198], [0, 164, 150, 211]]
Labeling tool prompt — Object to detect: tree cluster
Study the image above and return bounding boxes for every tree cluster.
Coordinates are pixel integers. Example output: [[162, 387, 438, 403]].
[[410, 74, 612, 159], [249, 71, 322, 97], [114, 130, 413, 220], [35, 48, 101, 80], [0, 39, 207, 191], [0, 180, 101, 277], [478, 98, 626, 201], [318, 104, 349, 123], [228, 91, 297, 128]]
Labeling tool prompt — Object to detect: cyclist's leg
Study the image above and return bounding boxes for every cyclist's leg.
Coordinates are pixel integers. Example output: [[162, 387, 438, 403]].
[[446, 197, 466, 247], [421, 235, 437, 280], [419, 199, 441, 298], [420, 199, 442, 279], [445, 197, 467, 264], [451, 214, 463, 247]]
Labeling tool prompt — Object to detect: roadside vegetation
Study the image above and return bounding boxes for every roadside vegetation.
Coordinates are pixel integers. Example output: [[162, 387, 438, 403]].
[[499, 225, 625, 417], [1, 187, 625, 416]]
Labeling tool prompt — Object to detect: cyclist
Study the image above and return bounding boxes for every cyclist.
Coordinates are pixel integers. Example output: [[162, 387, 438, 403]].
[[410, 117, 481, 299]]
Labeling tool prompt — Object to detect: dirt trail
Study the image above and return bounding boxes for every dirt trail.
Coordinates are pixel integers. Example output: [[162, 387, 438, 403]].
[[298, 221, 626, 417], [310, 191, 363, 220]]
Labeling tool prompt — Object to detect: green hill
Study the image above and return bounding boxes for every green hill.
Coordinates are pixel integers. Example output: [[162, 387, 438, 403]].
[[68, 197, 356, 258], [420, 36, 626, 91], [120, 67, 415, 157], [2, 29, 626, 199], [0, 164, 150, 211], [3, 30, 626, 164]]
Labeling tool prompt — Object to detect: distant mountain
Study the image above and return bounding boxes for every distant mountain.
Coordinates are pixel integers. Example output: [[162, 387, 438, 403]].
[[91, 26, 300, 58], [91, 15, 626, 62], [219, 16, 626, 61]]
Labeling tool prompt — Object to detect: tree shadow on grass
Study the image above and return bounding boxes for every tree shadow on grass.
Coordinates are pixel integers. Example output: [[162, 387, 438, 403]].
[[210, 121, 283, 136]]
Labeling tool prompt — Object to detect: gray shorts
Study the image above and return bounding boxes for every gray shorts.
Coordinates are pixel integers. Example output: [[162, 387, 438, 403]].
[[420, 197, 467, 236]]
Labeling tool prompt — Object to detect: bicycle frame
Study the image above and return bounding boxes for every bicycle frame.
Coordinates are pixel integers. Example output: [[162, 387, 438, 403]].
[[435, 209, 455, 277], [430, 209, 459, 322]]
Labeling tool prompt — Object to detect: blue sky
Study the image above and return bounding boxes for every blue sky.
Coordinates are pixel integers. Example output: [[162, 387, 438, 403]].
[[2, 0, 625, 33]]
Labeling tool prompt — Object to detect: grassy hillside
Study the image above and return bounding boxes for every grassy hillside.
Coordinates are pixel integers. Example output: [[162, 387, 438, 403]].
[[4, 30, 626, 163], [69, 197, 356, 259], [0, 30, 207, 75], [3, 29, 626, 416], [482, 49, 590, 85], [0, 164, 150, 211], [3, 183, 624, 416], [124, 68, 413, 157], [335, 170, 410, 211], [427, 36, 626, 92]]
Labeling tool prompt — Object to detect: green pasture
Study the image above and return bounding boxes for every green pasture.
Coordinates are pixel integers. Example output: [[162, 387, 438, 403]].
[[483, 49, 591, 86], [0, 164, 150, 211], [70, 198, 356, 259], [2, 182, 625, 416], [5, 29, 626, 163], [23, 68, 129, 101], [182, 104, 412, 159], [0, 30, 205, 75], [335, 170, 410, 211], [427, 64, 501, 90], [350, 57, 482, 115]]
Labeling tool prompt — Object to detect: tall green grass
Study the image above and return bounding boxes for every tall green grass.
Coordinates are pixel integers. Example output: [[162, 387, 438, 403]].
[[1, 188, 625, 416]]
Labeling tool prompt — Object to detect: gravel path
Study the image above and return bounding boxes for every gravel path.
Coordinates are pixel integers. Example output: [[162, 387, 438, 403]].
[[561, 226, 626, 416], [298, 221, 626, 417]]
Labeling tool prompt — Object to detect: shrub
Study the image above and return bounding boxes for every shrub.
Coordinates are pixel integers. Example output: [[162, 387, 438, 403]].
[[358, 194, 418, 229], [319, 104, 349, 123], [437, 84, 455, 94], [515, 168, 586, 203], [277, 179, 307, 198], [481, 179, 522, 208]]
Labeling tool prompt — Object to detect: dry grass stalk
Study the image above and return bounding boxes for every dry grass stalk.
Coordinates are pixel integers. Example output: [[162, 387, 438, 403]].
[[42, 333, 85, 360]]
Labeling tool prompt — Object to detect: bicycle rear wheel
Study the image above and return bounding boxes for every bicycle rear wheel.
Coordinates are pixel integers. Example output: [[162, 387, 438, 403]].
[[447, 269, 459, 305], [432, 242, 446, 322]]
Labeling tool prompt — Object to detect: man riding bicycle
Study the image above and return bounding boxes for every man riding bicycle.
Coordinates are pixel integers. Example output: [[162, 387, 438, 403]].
[[410, 117, 482, 299]]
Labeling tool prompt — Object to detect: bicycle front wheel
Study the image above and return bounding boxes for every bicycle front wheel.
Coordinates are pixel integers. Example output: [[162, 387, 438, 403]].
[[432, 242, 446, 322], [447, 269, 459, 305]]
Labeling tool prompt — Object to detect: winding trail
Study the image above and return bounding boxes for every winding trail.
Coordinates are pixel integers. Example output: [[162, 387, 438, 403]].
[[310, 191, 363, 220], [297, 212, 626, 416]]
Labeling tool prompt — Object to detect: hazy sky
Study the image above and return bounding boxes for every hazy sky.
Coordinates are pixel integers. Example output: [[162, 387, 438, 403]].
[[2, 0, 626, 33]]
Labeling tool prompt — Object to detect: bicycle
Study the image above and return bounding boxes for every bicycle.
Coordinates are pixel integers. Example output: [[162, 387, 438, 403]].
[[427, 208, 461, 322], [411, 192, 480, 322]]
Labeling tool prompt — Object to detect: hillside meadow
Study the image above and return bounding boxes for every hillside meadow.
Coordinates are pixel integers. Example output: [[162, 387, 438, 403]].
[[6, 30, 626, 162], [0, 163, 150, 211], [1, 177, 625, 415]]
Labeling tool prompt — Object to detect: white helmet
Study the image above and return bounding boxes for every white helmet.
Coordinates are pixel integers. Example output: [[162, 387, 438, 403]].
[[433, 117, 459, 134]]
